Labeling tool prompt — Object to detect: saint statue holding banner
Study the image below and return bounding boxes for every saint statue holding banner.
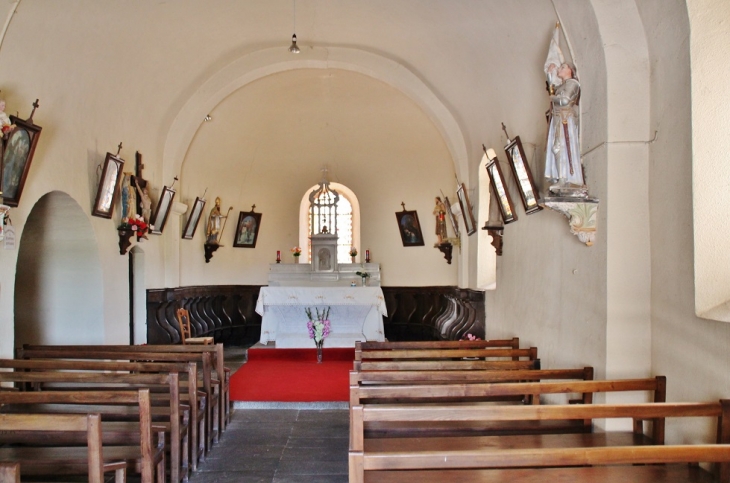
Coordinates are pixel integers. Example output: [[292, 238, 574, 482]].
[[543, 24, 588, 198]]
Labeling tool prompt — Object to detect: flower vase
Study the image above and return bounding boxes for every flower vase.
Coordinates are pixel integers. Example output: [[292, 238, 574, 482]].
[[294, 256, 300, 264], [361, 276, 368, 287], [316, 340, 323, 363], [351, 256, 356, 263]]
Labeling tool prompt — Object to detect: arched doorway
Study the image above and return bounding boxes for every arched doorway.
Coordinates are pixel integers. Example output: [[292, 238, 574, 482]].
[[14, 191, 104, 345]]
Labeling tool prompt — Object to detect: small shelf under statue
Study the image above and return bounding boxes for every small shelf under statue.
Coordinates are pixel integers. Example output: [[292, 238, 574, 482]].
[[541, 197, 599, 246]]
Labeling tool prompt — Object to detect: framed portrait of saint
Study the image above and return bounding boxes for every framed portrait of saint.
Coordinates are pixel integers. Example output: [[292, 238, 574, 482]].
[[182, 197, 206, 240], [486, 157, 518, 224], [2, 115, 43, 207], [233, 211, 262, 248], [456, 183, 477, 236], [395, 209, 425, 247], [149, 185, 176, 235], [92, 152, 125, 218], [505, 135, 542, 214]]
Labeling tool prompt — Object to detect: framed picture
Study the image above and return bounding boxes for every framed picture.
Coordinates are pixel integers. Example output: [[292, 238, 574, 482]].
[[92, 152, 125, 218], [149, 185, 176, 235], [456, 183, 477, 236], [395, 209, 425, 247], [505, 135, 542, 214], [233, 211, 262, 248], [442, 196, 460, 238], [486, 157, 518, 224], [1, 115, 43, 207], [182, 197, 206, 240]]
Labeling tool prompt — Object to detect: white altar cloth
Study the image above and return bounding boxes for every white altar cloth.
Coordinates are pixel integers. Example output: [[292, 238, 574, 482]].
[[256, 287, 387, 348]]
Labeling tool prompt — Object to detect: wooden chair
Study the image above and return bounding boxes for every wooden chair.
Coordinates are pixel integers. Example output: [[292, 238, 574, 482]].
[[176, 308, 214, 345]]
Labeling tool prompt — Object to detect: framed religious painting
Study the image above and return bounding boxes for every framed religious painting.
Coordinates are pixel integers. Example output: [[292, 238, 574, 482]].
[[233, 211, 262, 248], [505, 135, 542, 214], [486, 157, 518, 224], [456, 183, 477, 235], [395, 209, 425, 247], [443, 195, 460, 238], [182, 197, 206, 240], [149, 185, 176, 235], [92, 152, 125, 218], [2, 114, 43, 207]]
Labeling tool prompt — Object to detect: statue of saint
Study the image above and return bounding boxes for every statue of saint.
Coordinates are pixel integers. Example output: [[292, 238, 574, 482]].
[[206, 197, 223, 244], [433, 197, 448, 246], [544, 24, 587, 197]]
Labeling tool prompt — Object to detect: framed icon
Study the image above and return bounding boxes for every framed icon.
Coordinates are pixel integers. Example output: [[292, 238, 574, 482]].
[[395, 209, 425, 247], [486, 157, 518, 224], [92, 152, 125, 218], [505, 135, 542, 214], [456, 183, 477, 235], [233, 211, 262, 248], [1, 113, 42, 207], [149, 185, 176, 235], [182, 197, 206, 240]]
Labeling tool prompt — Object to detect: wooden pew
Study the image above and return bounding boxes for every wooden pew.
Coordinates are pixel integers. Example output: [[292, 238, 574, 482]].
[[355, 347, 538, 363], [355, 359, 540, 372], [349, 400, 730, 483], [351, 367, 594, 405], [0, 357, 207, 470], [357, 338, 520, 350], [350, 377, 666, 438], [17, 346, 221, 446], [0, 389, 166, 483], [0, 413, 127, 483], [0, 371, 182, 483], [21, 343, 230, 432]]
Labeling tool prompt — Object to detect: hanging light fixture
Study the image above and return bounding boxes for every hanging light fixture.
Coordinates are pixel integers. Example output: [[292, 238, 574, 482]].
[[288, 0, 300, 53]]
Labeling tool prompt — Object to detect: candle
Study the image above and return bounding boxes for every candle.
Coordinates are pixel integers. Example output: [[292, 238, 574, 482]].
[[276, 250, 281, 262], [365, 250, 370, 263]]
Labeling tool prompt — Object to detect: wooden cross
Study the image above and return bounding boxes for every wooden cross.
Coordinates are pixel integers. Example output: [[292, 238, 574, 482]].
[[135, 152, 145, 178], [28, 99, 39, 123], [116, 142, 123, 156], [401, 202, 406, 211], [251, 204, 256, 212], [501, 122, 511, 142]]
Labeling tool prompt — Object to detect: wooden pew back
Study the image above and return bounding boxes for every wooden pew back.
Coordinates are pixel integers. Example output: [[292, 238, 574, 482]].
[[349, 400, 730, 483]]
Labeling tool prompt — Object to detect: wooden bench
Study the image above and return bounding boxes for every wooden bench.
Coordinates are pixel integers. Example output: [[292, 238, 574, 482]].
[[0, 357, 207, 470], [0, 413, 127, 483], [355, 347, 538, 363], [17, 346, 222, 445], [0, 371, 181, 483], [351, 367, 594, 405], [0, 391, 162, 483], [357, 338, 521, 350], [351, 377, 666, 438], [349, 400, 730, 483], [21, 343, 230, 432], [355, 358, 540, 372]]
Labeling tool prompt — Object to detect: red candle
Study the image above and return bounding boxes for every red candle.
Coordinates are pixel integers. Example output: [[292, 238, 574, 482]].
[[365, 250, 370, 262], [276, 250, 281, 262]]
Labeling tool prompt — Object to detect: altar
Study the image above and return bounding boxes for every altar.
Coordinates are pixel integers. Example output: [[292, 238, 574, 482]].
[[255, 286, 387, 348]]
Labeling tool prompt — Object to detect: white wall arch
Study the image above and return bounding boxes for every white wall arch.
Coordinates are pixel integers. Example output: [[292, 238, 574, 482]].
[[162, 46, 472, 287]]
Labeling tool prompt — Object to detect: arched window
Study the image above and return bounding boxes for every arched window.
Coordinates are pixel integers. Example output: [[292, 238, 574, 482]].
[[299, 182, 360, 264]]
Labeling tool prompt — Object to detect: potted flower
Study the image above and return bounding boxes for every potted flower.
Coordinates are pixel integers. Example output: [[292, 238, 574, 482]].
[[355, 270, 370, 286], [305, 306, 331, 362], [118, 215, 151, 255], [349, 247, 358, 263], [291, 246, 302, 263]]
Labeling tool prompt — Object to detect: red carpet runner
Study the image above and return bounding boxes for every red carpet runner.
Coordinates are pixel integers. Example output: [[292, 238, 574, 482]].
[[230, 348, 355, 402]]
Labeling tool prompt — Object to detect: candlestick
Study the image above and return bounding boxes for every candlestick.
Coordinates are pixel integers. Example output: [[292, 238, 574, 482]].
[[365, 249, 370, 263], [276, 250, 281, 263]]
